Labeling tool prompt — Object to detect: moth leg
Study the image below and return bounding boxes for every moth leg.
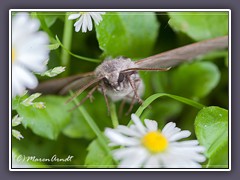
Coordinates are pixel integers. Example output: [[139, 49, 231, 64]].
[[65, 77, 102, 104], [125, 79, 143, 115], [100, 83, 110, 115], [89, 93, 95, 102], [118, 99, 126, 118], [69, 85, 98, 111], [125, 94, 136, 116], [127, 75, 143, 104]]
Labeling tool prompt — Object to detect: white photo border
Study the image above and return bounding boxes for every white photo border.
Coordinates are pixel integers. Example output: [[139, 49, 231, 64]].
[[9, 9, 231, 171]]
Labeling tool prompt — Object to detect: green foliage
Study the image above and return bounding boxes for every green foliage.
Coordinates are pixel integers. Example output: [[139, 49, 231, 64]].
[[48, 43, 60, 51], [85, 139, 115, 168], [134, 93, 205, 118], [95, 12, 159, 58], [171, 61, 220, 99], [168, 12, 228, 41], [195, 106, 228, 168], [16, 96, 72, 140], [63, 110, 95, 139]]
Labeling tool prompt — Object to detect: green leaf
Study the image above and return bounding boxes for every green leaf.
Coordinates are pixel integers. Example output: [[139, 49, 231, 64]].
[[171, 61, 220, 99], [71, 98, 112, 155], [149, 100, 183, 123], [12, 91, 28, 110], [31, 12, 58, 28], [134, 93, 205, 119], [195, 106, 228, 168], [224, 52, 229, 67], [16, 96, 71, 140], [43, 15, 58, 27], [55, 35, 101, 63], [168, 12, 228, 41], [48, 43, 60, 50], [63, 110, 95, 139], [96, 12, 159, 58], [12, 148, 49, 168], [85, 139, 115, 168]]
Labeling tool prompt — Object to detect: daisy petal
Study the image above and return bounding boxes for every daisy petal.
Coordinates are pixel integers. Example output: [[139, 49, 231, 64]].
[[74, 18, 83, 32], [118, 148, 149, 168], [143, 155, 159, 168], [12, 74, 25, 97], [116, 125, 142, 137], [85, 14, 93, 31], [168, 130, 191, 142], [89, 12, 103, 25], [113, 147, 142, 160], [104, 128, 140, 146], [144, 119, 158, 131], [162, 122, 176, 134], [68, 13, 81, 20], [131, 114, 147, 134], [13, 65, 38, 89], [81, 15, 88, 33], [170, 140, 199, 147]]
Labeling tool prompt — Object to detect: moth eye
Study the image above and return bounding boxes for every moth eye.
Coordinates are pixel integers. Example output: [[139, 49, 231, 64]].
[[118, 73, 124, 84], [103, 77, 110, 86]]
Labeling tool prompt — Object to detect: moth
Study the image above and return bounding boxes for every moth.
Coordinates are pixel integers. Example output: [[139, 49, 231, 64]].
[[33, 35, 229, 113]]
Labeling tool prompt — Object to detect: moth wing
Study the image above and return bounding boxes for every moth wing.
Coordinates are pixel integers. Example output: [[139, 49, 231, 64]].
[[59, 75, 97, 95], [31, 72, 96, 95], [135, 35, 228, 69]]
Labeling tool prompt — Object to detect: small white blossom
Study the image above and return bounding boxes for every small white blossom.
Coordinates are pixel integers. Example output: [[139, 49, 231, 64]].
[[68, 12, 105, 32], [12, 129, 24, 140], [105, 114, 206, 168], [12, 13, 49, 97], [12, 115, 23, 127], [21, 93, 41, 106], [39, 66, 65, 77], [21, 93, 46, 109]]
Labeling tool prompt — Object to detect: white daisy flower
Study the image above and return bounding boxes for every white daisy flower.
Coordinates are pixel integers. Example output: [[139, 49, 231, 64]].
[[12, 13, 49, 97], [105, 114, 206, 168], [68, 12, 105, 33]]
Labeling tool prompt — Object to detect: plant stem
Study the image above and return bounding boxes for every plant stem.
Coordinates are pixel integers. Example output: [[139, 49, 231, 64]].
[[71, 95, 112, 155], [128, 93, 205, 126], [61, 13, 73, 76], [110, 102, 119, 128], [56, 35, 101, 63]]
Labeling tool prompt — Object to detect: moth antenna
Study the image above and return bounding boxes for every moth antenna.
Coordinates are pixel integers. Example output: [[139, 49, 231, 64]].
[[100, 84, 110, 115], [65, 77, 102, 104], [122, 67, 171, 73], [68, 85, 98, 111]]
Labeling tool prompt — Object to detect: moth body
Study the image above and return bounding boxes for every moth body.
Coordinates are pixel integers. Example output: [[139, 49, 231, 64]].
[[94, 57, 144, 102]]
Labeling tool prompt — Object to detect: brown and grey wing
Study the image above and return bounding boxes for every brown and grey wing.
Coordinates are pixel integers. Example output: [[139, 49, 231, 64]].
[[58, 76, 97, 95], [136, 35, 229, 69], [30, 72, 95, 95]]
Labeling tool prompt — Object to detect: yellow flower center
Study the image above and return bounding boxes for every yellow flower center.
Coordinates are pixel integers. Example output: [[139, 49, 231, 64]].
[[142, 131, 168, 153], [12, 48, 16, 63]]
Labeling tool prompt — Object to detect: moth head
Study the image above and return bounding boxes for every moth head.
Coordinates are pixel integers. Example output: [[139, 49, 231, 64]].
[[102, 72, 126, 91], [95, 57, 137, 92]]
